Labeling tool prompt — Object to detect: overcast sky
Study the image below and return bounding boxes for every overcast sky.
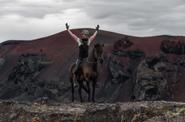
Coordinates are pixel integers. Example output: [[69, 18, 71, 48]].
[[0, 0, 185, 42]]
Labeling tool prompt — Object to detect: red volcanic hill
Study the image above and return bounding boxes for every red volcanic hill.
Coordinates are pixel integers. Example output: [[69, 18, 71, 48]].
[[0, 29, 185, 102]]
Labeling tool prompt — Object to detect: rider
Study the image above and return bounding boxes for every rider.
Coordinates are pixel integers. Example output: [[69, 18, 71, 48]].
[[66, 23, 100, 74]]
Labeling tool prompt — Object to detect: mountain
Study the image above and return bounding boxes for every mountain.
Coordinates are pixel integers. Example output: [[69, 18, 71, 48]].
[[0, 28, 185, 102]]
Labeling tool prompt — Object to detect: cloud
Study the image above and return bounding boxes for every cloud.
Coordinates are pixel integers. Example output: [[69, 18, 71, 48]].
[[0, 0, 185, 42]]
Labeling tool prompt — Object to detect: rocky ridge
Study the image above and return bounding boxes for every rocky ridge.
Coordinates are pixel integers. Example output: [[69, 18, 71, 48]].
[[0, 101, 185, 122]]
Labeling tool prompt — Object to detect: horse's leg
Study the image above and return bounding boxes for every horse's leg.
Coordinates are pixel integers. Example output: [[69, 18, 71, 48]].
[[86, 81, 91, 102], [92, 78, 97, 102], [81, 81, 88, 93], [78, 80, 83, 102], [80, 80, 91, 102], [70, 76, 74, 102]]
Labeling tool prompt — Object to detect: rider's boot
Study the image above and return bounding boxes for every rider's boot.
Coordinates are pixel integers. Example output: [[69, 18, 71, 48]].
[[74, 59, 81, 74], [74, 64, 80, 75]]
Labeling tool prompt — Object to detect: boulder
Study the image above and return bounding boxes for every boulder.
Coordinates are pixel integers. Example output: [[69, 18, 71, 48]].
[[0, 53, 54, 101], [133, 56, 169, 101], [108, 59, 130, 84]]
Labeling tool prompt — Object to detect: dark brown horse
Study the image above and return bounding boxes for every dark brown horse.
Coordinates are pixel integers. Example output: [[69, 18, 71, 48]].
[[69, 43, 104, 102]]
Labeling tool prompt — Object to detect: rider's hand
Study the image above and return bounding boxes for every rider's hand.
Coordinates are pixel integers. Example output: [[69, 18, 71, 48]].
[[66, 23, 69, 30], [96, 25, 100, 31]]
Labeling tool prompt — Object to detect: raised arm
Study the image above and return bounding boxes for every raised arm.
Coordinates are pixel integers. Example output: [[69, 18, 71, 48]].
[[89, 31, 98, 42], [67, 29, 79, 41], [88, 25, 99, 45], [66, 23, 81, 45]]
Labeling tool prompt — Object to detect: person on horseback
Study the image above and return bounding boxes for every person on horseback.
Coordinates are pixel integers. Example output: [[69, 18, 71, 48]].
[[66, 23, 100, 74]]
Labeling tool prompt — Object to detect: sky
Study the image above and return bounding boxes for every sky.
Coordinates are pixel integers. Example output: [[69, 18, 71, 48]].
[[0, 0, 185, 42]]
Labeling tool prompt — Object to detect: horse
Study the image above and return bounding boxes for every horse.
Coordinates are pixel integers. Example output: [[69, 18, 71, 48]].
[[69, 43, 104, 102]]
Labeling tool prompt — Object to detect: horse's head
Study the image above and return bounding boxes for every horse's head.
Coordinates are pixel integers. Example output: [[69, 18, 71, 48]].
[[93, 43, 104, 64]]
